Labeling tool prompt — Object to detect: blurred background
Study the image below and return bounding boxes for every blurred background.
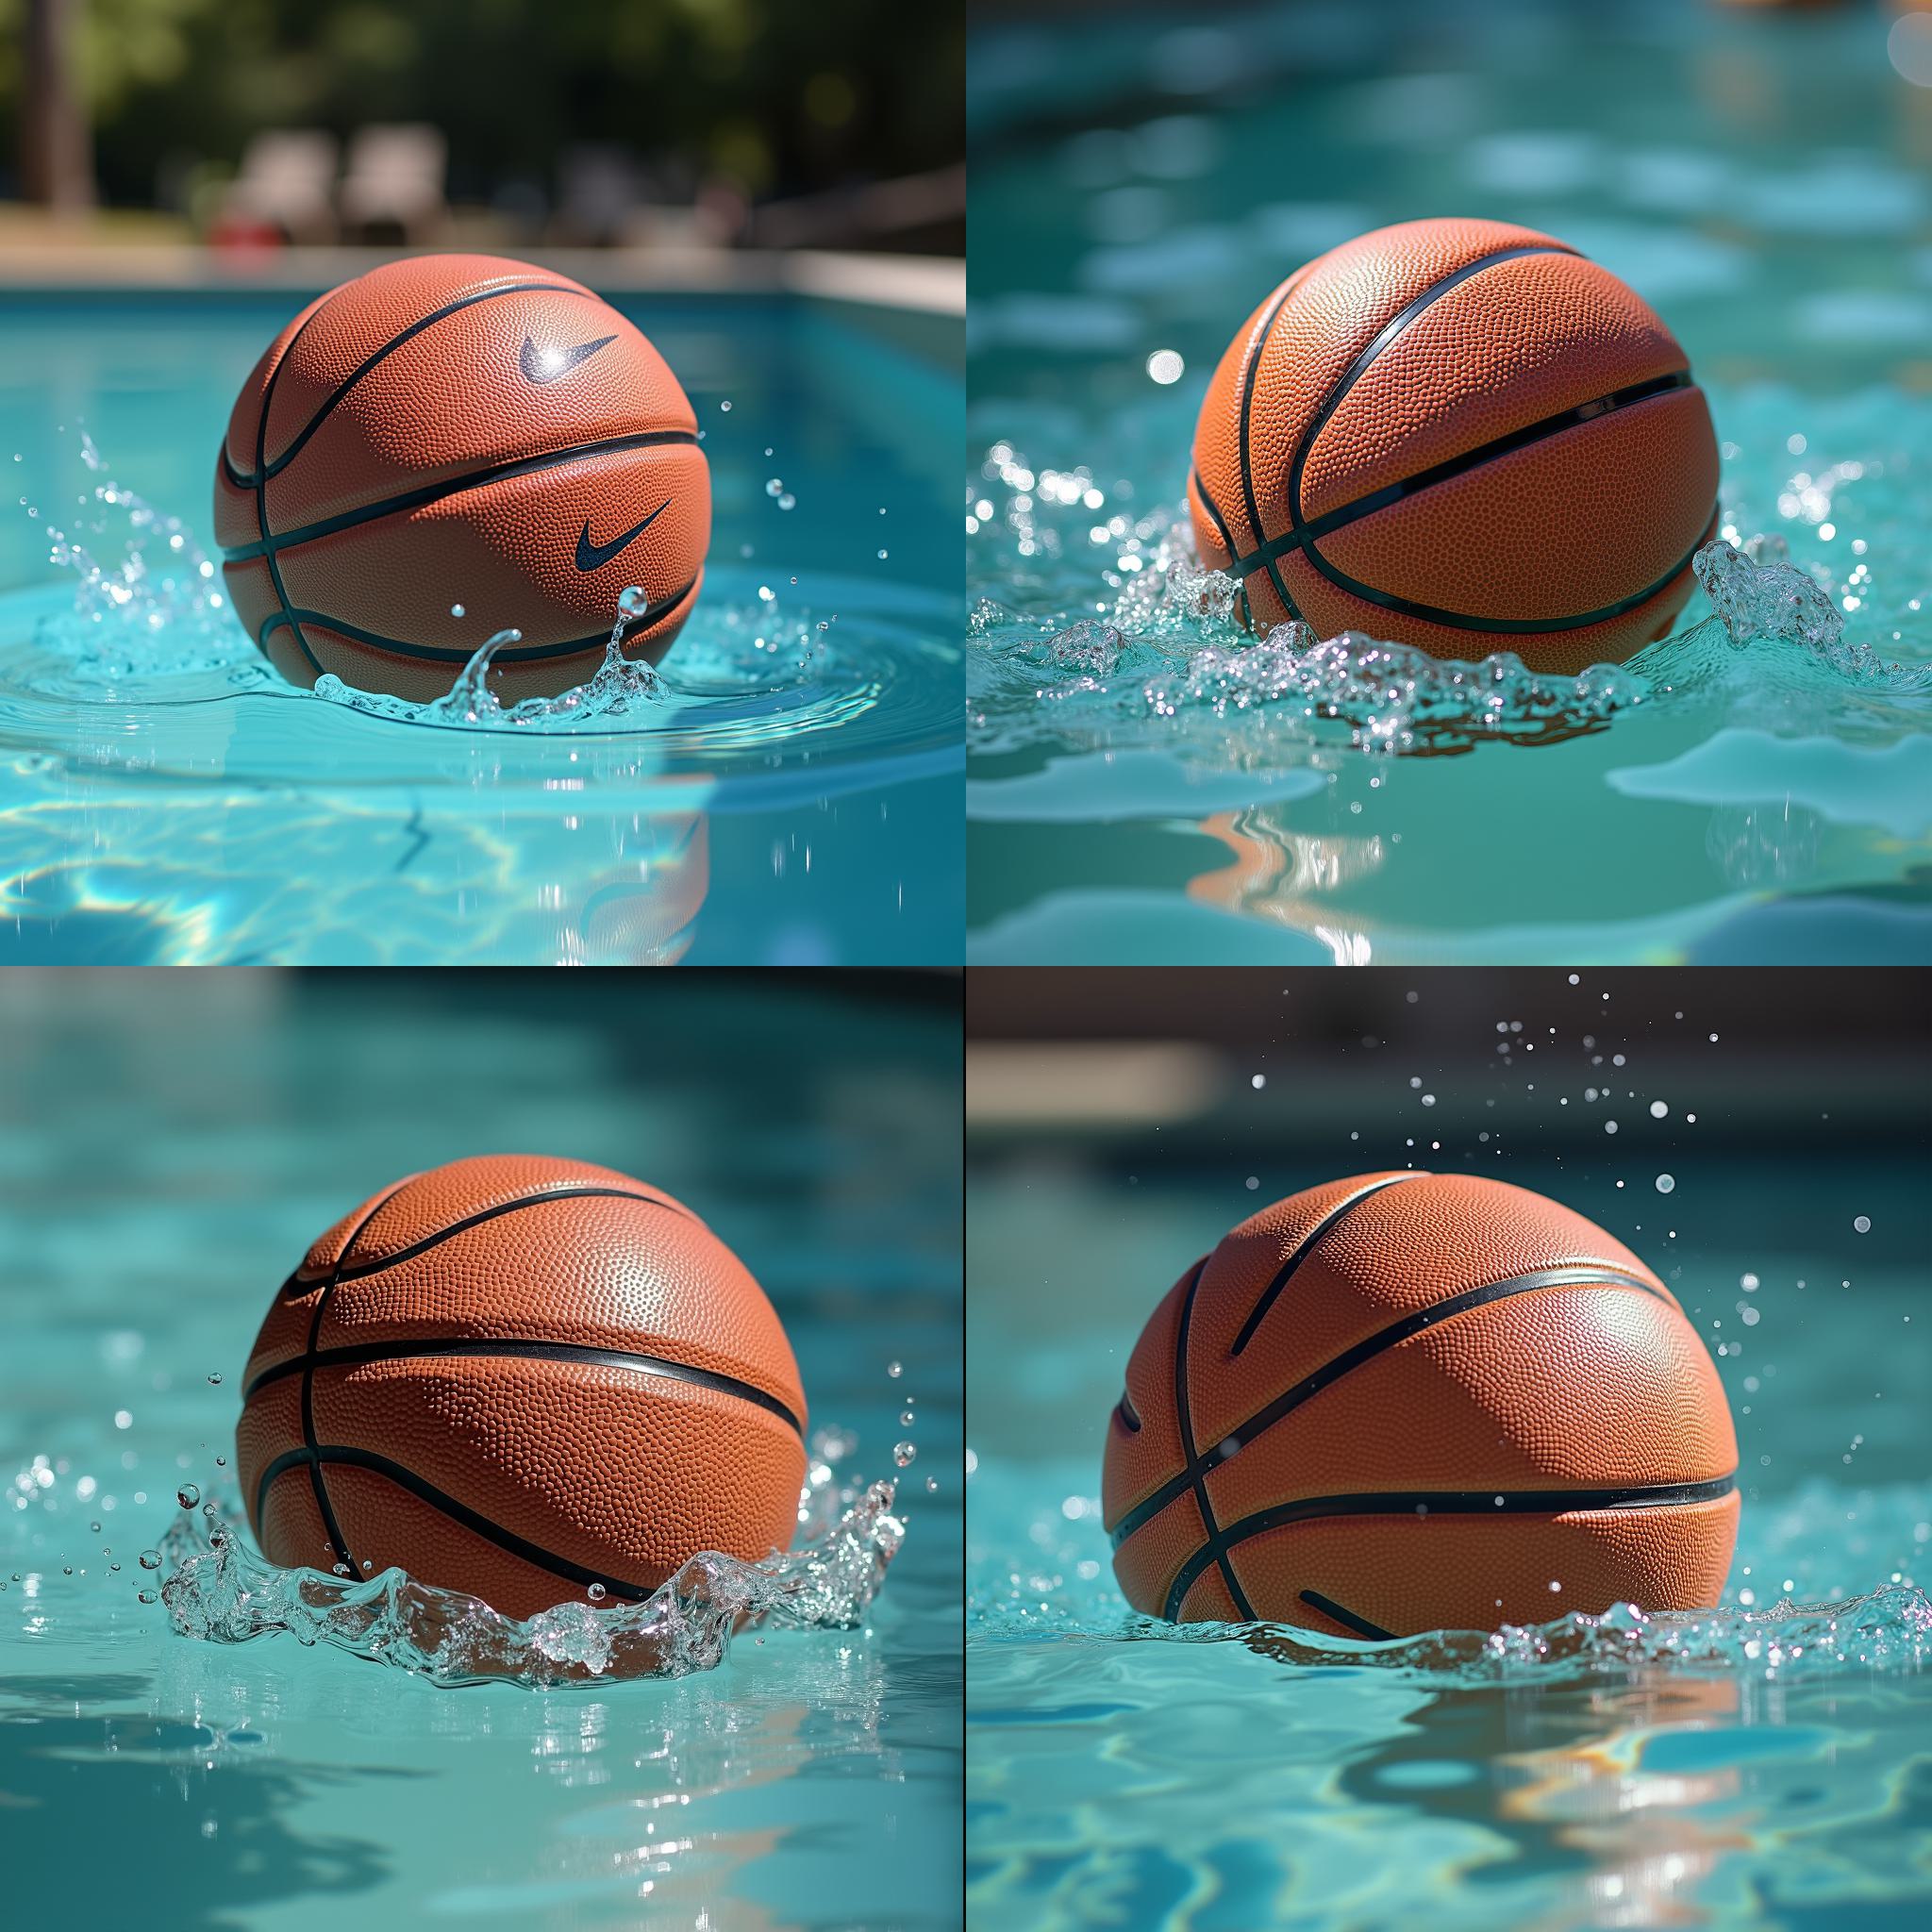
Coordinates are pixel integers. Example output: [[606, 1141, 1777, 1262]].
[[970, 0, 1932, 407], [968, 967, 1927, 1491], [1, 0, 963, 264]]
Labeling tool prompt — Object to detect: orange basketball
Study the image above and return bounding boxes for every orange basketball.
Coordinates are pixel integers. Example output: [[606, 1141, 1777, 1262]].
[[215, 255, 709, 703], [1103, 1172, 1738, 1638], [237, 1155, 805, 1619], [1188, 218, 1721, 674]]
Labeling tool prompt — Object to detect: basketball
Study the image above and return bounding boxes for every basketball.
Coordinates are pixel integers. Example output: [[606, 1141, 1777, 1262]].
[[1188, 218, 1721, 674], [214, 255, 710, 703], [1103, 1171, 1738, 1638], [237, 1155, 806, 1619]]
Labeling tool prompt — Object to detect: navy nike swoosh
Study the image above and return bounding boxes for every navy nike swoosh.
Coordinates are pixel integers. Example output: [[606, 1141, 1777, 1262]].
[[575, 501, 671, 573], [520, 334, 617, 384]]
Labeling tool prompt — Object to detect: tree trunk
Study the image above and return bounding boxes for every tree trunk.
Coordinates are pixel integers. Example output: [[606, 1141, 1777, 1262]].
[[20, 0, 96, 214]]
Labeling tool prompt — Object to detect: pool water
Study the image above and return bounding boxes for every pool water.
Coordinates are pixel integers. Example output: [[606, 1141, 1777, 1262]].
[[0, 290, 962, 965], [966, 1137, 1929, 1931], [0, 973, 963, 1929], [966, 0, 1932, 963]]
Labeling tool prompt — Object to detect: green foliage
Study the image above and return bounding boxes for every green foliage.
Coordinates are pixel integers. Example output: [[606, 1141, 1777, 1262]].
[[0, 0, 962, 208]]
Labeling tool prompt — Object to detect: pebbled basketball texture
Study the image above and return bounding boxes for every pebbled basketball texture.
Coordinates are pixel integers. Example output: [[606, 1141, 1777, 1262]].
[[237, 1154, 806, 1619], [214, 255, 709, 704], [1103, 1172, 1738, 1638], [1189, 218, 1722, 674]]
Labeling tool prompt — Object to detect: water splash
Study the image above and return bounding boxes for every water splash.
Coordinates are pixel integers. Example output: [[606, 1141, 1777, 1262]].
[[20, 431, 840, 734], [1097, 1586, 1932, 1685], [969, 439, 1932, 759], [158, 1429, 902, 1688]]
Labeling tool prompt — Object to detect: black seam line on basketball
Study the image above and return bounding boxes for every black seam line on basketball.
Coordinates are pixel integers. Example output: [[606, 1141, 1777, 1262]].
[[257, 576, 697, 665], [243, 1340, 804, 1436], [300, 1186, 698, 1288], [1303, 506, 1718, 634], [219, 429, 702, 564], [247, 281, 360, 676], [1106, 1263, 1671, 1551], [1283, 243, 1578, 535], [1236, 276, 1305, 625], [1230, 372, 1696, 580], [1299, 1590, 1396, 1642], [1229, 1173, 1425, 1358], [253, 1445, 650, 1603], [1172, 1257, 1255, 1620], [299, 1177, 410, 1578], [220, 281, 598, 490], [1161, 1476, 1739, 1622]]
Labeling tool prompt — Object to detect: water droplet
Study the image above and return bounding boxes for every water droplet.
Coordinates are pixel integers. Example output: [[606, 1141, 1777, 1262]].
[[1656, 1174, 1675, 1194], [1854, 1215, 1872, 1233], [332, 1563, 351, 1576], [207, 1372, 224, 1386], [777, 493, 795, 511], [765, 477, 784, 497], [900, 1409, 916, 1428], [876, 549, 889, 560], [214, 1456, 226, 1468], [138, 1550, 162, 1570], [719, 399, 732, 412], [90, 1521, 102, 1533], [450, 603, 466, 618], [109, 1562, 120, 1573], [137, 1588, 158, 1605], [61, 1565, 74, 1576], [1649, 1101, 1668, 1119], [886, 1361, 903, 1379], [924, 1476, 939, 1492], [893, 1441, 917, 1468], [587, 1582, 607, 1602], [176, 1484, 200, 1508], [618, 585, 649, 618]]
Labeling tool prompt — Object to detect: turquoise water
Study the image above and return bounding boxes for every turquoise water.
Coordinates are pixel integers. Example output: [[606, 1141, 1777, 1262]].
[[0, 973, 962, 1929], [967, 0, 1932, 963], [966, 1038, 1930, 1926], [0, 291, 962, 964]]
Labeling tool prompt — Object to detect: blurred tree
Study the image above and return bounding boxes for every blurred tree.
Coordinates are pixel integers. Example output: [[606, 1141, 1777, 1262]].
[[16, 0, 93, 209], [0, 0, 962, 229]]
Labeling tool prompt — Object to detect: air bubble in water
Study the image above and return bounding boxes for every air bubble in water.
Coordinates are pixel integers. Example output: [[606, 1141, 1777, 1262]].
[[1854, 1215, 1873, 1233], [214, 1456, 226, 1468], [893, 1441, 917, 1468], [138, 1588, 158, 1604], [886, 1361, 903, 1379], [139, 1550, 162, 1570], [207, 1373, 223, 1385], [900, 1409, 916, 1428], [1656, 1174, 1676, 1194], [587, 1582, 607, 1602], [177, 1484, 199, 1508]]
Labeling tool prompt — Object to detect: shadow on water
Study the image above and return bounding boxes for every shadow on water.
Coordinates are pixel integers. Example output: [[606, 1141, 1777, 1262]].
[[0, 1674, 408, 1929]]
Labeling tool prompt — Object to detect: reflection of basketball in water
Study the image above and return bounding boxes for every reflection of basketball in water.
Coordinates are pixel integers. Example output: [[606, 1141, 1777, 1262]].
[[1104, 1172, 1738, 1638], [237, 1155, 806, 1619], [215, 254, 709, 704], [1190, 218, 1721, 674]]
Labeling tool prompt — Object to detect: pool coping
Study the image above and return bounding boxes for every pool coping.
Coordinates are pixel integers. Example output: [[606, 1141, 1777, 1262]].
[[0, 243, 963, 315]]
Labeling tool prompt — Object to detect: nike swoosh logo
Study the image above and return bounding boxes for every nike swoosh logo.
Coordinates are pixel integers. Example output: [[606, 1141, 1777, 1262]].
[[520, 334, 617, 384], [575, 501, 670, 573]]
